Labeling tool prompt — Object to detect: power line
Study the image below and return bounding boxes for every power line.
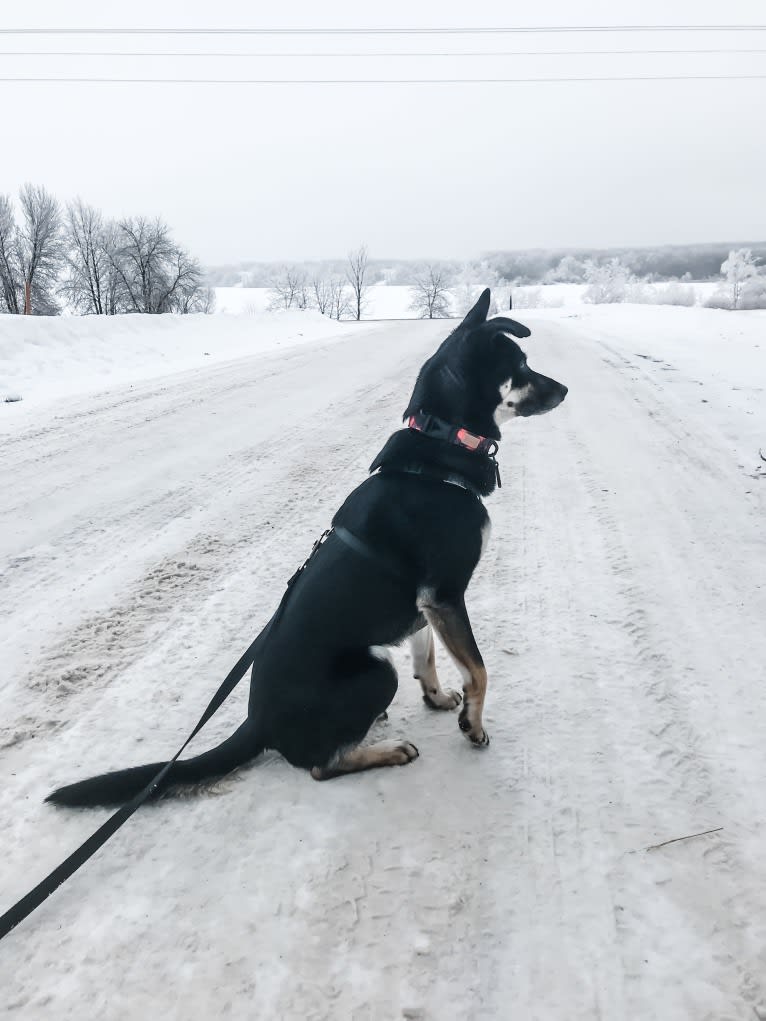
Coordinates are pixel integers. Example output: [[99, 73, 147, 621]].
[[2, 74, 765, 84], [3, 48, 766, 58], [0, 25, 765, 36]]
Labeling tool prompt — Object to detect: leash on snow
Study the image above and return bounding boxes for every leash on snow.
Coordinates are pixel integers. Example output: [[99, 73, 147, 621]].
[[0, 528, 335, 942]]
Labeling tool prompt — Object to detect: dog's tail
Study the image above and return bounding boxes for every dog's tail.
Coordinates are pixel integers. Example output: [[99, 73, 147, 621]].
[[45, 720, 262, 808]]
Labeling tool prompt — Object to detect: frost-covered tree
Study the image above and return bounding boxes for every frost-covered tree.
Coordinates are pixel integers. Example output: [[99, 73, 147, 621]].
[[61, 199, 115, 314], [409, 263, 453, 319], [105, 216, 205, 314], [720, 249, 759, 309], [653, 281, 697, 307], [582, 259, 633, 304], [452, 262, 499, 316], [543, 255, 587, 284], [17, 184, 64, 315], [0, 194, 19, 313], [0, 185, 63, 315], [740, 275, 766, 309]]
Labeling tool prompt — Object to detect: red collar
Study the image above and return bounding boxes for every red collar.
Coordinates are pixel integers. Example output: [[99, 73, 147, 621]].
[[407, 410, 499, 457]]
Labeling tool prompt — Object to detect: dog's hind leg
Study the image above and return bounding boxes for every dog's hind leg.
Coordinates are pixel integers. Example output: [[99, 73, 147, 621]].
[[409, 624, 462, 711], [311, 739, 419, 781], [308, 651, 419, 781]]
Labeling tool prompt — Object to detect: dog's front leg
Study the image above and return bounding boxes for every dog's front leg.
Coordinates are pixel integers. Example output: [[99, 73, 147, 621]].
[[416, 594, 490, 747], [409, 624, 462, 711]]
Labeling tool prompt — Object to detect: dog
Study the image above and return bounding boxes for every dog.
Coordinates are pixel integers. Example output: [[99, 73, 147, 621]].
[[47, 288, 567, 806]]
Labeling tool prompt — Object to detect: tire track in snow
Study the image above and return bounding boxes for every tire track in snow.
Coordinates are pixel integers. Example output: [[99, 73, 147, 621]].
[[539, 320, 766, 1019]]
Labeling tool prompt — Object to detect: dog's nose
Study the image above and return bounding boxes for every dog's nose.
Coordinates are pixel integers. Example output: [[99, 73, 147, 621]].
[[560, 385, 568, 398]]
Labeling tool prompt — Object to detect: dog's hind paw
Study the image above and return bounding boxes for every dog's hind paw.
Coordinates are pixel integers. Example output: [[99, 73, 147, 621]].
[[310, 739, 419, 780], [422, 687, 462, 711], [393, 740, 420, 764]]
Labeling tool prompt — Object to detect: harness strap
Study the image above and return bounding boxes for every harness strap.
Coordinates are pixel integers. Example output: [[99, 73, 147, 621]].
[[333, 525, 412, 584], [380, 464, 482, 500]]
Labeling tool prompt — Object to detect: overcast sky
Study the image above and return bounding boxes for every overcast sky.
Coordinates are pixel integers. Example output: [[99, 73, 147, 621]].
[[2, 0, 765, 265]]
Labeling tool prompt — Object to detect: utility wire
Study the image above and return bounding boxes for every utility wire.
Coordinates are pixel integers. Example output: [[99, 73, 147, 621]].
[[2, 74, 765, 84], [0, 25, 765, 36], [3, 48, 766, 58]]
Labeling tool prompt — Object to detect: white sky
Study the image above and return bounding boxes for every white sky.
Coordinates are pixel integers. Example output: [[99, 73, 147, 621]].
[[2, 0, 765, 264]]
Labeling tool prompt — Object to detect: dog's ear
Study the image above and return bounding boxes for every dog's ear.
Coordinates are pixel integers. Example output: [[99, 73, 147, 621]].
[[491, 316, 531, 339], [461, 288, 491, 329]]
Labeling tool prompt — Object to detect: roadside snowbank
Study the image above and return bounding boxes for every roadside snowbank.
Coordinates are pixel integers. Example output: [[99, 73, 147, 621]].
[[0, 309, 348, 407]]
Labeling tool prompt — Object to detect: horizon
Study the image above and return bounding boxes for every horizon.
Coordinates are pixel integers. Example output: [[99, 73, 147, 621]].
[[205, 237, 766, 269]]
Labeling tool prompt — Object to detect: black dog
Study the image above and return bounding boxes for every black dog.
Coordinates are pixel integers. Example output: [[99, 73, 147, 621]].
[[48, 288, 567, 806]]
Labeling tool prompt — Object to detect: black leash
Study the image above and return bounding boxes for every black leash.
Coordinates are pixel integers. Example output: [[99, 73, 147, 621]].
[[0, 526, 336, 942]]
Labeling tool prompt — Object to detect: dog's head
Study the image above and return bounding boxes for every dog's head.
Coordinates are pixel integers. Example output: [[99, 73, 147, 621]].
[[404, 288, 568, 439]]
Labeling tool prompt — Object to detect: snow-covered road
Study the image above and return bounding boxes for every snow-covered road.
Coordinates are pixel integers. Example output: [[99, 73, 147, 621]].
[[2, 311, 765, 1019]]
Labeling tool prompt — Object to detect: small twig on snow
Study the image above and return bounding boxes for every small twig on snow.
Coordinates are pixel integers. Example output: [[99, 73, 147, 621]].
[[644, 826, 723, 852], [759, 448, 766, 463]]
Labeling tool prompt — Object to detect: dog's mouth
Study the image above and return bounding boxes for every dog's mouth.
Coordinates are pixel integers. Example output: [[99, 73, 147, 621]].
[[509, 383, 568, 418]]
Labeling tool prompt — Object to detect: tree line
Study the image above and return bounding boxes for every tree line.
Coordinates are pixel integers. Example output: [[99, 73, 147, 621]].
[[269, 244, 372, 320], [0, 184, 212, 316]]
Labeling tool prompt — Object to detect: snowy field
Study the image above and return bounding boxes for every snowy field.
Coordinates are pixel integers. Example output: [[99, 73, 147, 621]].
[[214, 281, 720, 318], [1, 305, 766, 1019]]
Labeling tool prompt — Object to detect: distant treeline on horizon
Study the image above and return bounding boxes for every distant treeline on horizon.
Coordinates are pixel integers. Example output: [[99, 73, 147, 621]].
[[207, 242, 766, 289]]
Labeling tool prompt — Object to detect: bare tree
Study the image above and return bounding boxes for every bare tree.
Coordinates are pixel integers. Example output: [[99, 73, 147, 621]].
[[0, 185, 64, 315], [0, 194, 21, 314], [329, 277, 352, 320], [346, 243, 370, 321], [61, 198, 112, 314], [312, 275, 333, 315], [19, 184, 64, 314], [107, 216, 172, 313], [409, 263, 453, 319], [103, 216, 205, 314], [269, 265, 308, 310], [99, 221, 129, 314], [294, 273, 312, 310], [176, 277, 216, 314], [153, 247, 204, 313]]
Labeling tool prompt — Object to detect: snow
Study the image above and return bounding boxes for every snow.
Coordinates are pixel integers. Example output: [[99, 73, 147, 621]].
[[1, 306, 766, 1018], [0, 308, 351, 409]]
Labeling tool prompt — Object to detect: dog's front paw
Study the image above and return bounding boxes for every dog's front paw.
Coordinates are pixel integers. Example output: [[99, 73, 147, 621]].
[[458, 708, 490, 747], [468, 728, 490, 747], [422, 687, 462, 711]]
